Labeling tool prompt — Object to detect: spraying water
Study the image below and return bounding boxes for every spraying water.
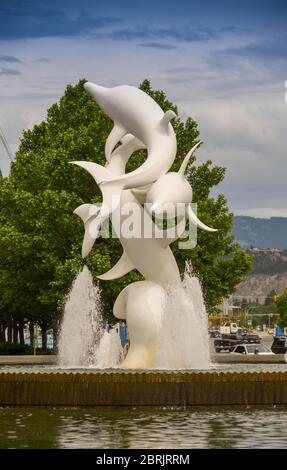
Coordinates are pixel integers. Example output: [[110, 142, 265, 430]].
[[58, 266, 123, 368], [58, 264, 209, 369], [156, 262, 210, 369]]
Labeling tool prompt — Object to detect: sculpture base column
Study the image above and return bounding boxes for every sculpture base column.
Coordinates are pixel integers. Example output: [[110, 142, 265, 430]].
[[113, 281, 166, 369]]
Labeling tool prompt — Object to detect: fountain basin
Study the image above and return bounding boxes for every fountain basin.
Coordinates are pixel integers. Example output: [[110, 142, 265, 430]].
[[0, 354, 285, 365], [1, 369, 287, 406]]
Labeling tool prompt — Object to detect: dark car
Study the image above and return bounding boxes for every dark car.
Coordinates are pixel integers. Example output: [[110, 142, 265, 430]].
[[214, 333, 261, 353], [214, 334, 244, 353], [271, 336, 287, 354], [242, 334, 261, 344]]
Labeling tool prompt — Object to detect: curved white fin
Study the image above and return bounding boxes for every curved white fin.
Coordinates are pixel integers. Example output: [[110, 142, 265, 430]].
[[105, 122, 127, 162], [187, 204, 217, 232], [81, 217, 102, 257], [98, 251, 135, 280], [73, 203, 103, 257], [178, 141, 202, 176], [71, 161, 112, 185], [73, 203, 100, 223], [71, 161, 123, 215], [159, 110, 177, 132]]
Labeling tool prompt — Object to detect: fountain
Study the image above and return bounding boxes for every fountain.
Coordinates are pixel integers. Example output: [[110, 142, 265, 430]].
[[58, 266, 123, 368], [1, 82, 286, 408], [70, 81, 216, 369], [58, 263, 210, 370]]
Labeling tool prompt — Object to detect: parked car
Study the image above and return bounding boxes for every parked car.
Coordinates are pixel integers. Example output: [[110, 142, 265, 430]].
[[232, 343, 274, 355], [214, 334, 244, 353], [271, 336, 287, 354], [243, 334, 261, 344], [214, 333, 261, 353]]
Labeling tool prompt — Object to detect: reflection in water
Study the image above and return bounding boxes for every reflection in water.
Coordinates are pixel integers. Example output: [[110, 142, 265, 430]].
[[0, 406, 287, 449]]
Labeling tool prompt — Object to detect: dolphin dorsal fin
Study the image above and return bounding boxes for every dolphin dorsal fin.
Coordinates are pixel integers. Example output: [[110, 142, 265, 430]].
[[159, 110, 177, 132], [97, 251, 135, 280]]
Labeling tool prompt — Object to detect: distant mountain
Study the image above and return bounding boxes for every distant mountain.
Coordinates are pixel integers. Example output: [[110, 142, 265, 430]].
[[232, 216, 287, 250], [234, 248, 287, 303]]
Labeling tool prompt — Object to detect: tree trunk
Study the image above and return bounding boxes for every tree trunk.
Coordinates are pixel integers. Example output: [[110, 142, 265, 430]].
[[52, 325, 59, 352], [0, 323, 6, 342], [29, 322, 34, 347], [7, 318, 13, 343], [52, 328, 57, 351], [41, 323, 47, 351], [19, 319, 25, 346], [12, 318, 18, 344]]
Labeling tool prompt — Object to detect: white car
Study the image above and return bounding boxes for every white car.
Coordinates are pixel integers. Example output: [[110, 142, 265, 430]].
[[232, 343, 274, 355]]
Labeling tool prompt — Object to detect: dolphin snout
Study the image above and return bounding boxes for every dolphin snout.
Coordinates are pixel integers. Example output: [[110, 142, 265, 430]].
[[84, 81, 107, 99]]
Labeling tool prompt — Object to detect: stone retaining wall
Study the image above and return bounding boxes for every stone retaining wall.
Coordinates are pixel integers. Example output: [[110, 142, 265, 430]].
[[1, 371, 287, 406]]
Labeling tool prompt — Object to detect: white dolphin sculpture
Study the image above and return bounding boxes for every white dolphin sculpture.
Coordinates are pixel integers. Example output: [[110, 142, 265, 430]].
[[72, 83, 218, 368], [75, 135, 181, 368], [74, 134, 181, 284], [72, 82, 177, 221], [146, 141, 217, 233], [73, 139, 216, 257]]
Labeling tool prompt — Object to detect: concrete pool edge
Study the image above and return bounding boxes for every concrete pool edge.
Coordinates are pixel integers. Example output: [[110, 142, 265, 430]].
[[1, 370, 287, 406], [0, 354, 286, 365]]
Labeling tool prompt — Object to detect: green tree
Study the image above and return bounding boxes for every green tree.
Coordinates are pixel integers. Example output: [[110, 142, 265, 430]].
[[274, 289, 287, 330], [265, 289, 277, 306], [0, 79, 252, 342]]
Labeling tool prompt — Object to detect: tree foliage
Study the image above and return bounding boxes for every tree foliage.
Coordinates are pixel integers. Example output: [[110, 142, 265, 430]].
[[0, 79, 252, 341], [274, 289, 287, 330]]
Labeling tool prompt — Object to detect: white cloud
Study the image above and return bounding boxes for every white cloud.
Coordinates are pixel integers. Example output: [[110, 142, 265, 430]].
[[0, 32, 286, 218]]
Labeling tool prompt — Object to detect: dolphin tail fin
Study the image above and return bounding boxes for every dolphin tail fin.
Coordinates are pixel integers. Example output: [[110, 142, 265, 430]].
[[71, 161, 125, 256], [71, 161, 111, 185], [97, 251, 135, 280], [186, 203, 217, 232], [71, 160, 123, 216], [73, 203, 102, 257]]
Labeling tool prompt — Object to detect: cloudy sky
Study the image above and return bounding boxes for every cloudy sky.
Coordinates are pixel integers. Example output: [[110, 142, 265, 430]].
[[0, 0, 286, 217]]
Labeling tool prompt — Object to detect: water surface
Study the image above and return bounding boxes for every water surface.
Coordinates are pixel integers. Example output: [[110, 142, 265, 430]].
[[0, 406, 287, 449]]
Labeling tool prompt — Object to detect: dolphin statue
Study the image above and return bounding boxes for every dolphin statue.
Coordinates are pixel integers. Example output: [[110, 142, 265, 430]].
[[72, 82, 177, 220], [74, 139, 217, 258], [74, 134, 182, 285], [74, 135, 217, 281], [146, 142, 217, 233]]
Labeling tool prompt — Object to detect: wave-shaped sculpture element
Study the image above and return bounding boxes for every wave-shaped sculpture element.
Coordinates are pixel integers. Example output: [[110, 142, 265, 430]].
[[72, 82, 217, 368]]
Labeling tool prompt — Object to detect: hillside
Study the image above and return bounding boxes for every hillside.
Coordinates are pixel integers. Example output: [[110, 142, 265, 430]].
[[234, 248, 287, 303], [233, 216, 287, 249]]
